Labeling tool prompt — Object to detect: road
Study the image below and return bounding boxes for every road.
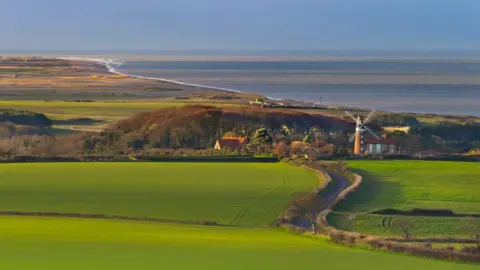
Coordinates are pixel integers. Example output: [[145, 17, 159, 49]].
[[292, 172, 352, 231]]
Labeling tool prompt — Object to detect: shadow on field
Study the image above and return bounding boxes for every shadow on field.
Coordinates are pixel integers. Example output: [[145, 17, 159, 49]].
[[52, 118, 105, 126], [332, 168, 402, 212]]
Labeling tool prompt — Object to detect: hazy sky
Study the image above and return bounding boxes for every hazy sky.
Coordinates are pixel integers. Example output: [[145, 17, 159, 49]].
[[2, 0, 480, 51]]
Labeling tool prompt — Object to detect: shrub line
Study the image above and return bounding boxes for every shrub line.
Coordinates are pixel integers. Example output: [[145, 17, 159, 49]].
[[0, 211, 227, 227]]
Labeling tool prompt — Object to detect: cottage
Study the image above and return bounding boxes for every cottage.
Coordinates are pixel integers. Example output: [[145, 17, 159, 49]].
[[304, 148, 321, 163], [214, 137, 249, 150], [364, 137, 397, 155]]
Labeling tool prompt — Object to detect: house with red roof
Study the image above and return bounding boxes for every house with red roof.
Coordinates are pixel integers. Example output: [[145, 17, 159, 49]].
[[214, 137, 249, 150]]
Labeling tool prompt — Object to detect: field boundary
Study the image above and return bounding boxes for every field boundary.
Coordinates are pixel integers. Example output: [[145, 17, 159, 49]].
[[317, 173, 362, 227], [0, 211, 231, 227], [275, 164, 331, 228], [0, 155, 279, 163]]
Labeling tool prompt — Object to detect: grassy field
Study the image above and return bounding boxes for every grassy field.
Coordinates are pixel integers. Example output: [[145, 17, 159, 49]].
[[328, 212, 480, 238], [329, 161, 480, 237], [0, 162, 319, 226], [0, 100, 242, 133], [0, 216, 475, 270], [0, 100, 198, 121], [0, 161, 476, 268], [339, 161, 480, 213]]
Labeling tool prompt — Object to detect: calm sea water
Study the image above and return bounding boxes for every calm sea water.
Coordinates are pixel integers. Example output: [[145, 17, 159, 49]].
[[116, 59, 480, 116]]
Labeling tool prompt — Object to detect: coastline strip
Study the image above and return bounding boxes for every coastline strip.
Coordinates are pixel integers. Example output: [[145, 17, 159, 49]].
[[57, 56, 245, 94]]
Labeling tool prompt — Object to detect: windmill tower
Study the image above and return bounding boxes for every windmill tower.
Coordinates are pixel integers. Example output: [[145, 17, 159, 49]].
[[345, 109, 380, 155]]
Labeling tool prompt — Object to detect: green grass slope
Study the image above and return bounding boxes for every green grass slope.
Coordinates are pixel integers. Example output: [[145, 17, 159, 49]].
[[339, 161, 480, 213], [330, 161, 480, 237], [0, 162, 318, 226], [0, 216, 475, 270]]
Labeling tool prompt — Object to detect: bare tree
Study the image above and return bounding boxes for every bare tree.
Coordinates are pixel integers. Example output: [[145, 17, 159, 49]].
[[391, 217, 414, 240], [305, 209, 319, 234]]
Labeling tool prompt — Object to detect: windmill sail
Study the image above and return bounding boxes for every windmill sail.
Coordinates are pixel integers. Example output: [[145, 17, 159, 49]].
[[345, 109, 380, 154], [363, 125, 381, 139]]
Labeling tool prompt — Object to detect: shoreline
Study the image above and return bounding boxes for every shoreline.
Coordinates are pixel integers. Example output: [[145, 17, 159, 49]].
[[58, 56, 288, 102], [59, 57, 245, 95]]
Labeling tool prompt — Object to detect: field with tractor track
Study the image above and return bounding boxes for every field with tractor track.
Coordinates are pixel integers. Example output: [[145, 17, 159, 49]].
[[0, 162, 320, 226], [329, 161, 480, 238]]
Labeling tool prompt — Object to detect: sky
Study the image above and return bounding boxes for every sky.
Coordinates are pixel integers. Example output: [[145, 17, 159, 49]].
[[1, 0, 480, 51]]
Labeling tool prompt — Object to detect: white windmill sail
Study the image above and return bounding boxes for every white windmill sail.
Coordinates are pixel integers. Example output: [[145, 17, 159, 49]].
[[345, 109, 380, 143]]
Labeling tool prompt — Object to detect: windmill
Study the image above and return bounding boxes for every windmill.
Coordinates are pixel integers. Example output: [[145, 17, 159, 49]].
[[345, 109, 380, 155]]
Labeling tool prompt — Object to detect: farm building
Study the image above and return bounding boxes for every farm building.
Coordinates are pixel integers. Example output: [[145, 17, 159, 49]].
[[290, 141, 310, 155], [304, 148, 321, 163], [214, 137, 249, 150], [363, 137, 397, 155]]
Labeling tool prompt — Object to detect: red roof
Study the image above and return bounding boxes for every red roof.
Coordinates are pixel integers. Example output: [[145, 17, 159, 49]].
[[216, 137, 248, 149], [364, 137, 396, 145], [291, 141, 310, 148]]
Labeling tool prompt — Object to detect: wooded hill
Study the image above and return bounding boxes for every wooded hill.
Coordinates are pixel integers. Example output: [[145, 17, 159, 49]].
[[83, 105, 353, 152]]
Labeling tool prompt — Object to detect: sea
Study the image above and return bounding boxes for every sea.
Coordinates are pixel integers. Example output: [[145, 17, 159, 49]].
[[4, 50, 480, 116], [115, 59, 480, 117]]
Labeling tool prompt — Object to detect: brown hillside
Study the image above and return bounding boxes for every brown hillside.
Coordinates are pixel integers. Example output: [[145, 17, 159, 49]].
[[112, 105, 351, 135], [84, 105, 352, 151]]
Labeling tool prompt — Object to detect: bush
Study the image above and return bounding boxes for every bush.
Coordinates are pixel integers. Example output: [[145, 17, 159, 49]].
[[424, 242, 432, 248], [345, 235, 356, 246], [329, 231, 346, 244], [461, 246, 480, 255], [0, 108, 52, 127], [443, 246, 455, 252]]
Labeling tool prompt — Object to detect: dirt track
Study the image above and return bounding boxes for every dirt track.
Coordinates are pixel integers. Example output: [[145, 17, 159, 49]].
[[292, 172, 351, 230]]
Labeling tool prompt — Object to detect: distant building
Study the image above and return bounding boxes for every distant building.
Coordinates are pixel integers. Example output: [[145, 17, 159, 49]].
[[363, 137, 397, 155], [414, 150, 445, 158], [214, 137, 249, 150], [304, 148, 321, 163], [290, 141, 311, 155]]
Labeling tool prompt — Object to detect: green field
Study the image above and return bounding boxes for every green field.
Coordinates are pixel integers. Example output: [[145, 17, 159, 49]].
[[0, 161, 476, 269], [0, 216, 475, 270], [0, 162, 319, 226], [329, 212, 480, 238], [0, 100, 188, 121], [0, 100, 236, 121], [330, 161, 480, 237], [0, 100, 240, 133]]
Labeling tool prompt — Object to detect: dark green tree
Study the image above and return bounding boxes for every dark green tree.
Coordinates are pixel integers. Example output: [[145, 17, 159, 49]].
[[303, 127, 317, 143], [251, 127, 273, 144]]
